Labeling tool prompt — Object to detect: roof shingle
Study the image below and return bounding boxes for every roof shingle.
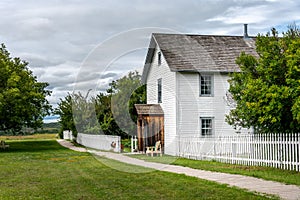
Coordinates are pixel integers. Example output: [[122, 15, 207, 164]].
[[135, 104, 164, 115], [152, 33, 258, 72]]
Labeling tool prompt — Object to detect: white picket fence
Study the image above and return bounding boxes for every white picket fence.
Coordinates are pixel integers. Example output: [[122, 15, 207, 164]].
[[177, 133, 300, 171], [131, 136, 138, 152]]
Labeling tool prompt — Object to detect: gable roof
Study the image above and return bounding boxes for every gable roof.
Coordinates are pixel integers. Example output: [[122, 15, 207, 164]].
[[135, 104, 164, 115], [142, 33, 258, 83]]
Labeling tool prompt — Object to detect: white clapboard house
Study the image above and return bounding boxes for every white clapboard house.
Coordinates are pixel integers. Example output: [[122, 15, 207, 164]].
[[135, 26, 257, 155]]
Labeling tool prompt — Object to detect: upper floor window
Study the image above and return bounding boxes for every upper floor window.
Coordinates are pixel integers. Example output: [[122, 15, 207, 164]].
[[200, 117, 213, 136], [158, 78, 162, 103], [200, 74, 213, 96], [158, 52, 161, 66]]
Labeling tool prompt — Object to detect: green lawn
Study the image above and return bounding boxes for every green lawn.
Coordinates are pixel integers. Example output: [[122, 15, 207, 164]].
[[0, 140, 277, 199], [129, 154, 300, 186], [0, 133, 57, 141]]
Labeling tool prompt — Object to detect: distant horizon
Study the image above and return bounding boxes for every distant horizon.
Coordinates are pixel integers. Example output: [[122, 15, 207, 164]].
[[43, 115, 60, 124]]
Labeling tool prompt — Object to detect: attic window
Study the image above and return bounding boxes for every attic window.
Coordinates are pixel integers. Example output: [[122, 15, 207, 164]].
[[158, 52, 161, 66]]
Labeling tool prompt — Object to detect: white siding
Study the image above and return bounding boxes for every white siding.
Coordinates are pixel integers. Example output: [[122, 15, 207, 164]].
[[176, 72, 200, 136], [145, 48, 250, 156], [176, 72, 248, 139], [146, 46, 177, 155]]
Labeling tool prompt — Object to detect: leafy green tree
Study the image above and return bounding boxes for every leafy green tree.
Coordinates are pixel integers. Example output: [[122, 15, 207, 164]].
[[55, 93, 77, 138], [0, 44, 51, 134], [55, 71, 146, 138], [94, 93, 121, 136], [226, 26, 300, 133], [110, 71, 146, 137], [55, 91, 100, 138], [72, 91, 99, 135], [94, 71, 146, 138]]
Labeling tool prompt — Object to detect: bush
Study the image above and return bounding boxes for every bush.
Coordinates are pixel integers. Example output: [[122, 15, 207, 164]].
[[122, 139, 131, 148]]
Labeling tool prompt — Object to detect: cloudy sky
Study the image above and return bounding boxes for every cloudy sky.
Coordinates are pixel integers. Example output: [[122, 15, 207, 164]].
[[1, 0, 299, 108]]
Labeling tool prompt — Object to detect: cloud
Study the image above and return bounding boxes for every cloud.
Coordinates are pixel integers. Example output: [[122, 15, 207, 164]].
[[0, 0, 299, 109], [207, 5, 268, 24], [18, 52, 60, 68], [206, 1, 300, 30]]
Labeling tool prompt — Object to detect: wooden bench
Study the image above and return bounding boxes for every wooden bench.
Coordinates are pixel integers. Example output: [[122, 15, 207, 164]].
[[146, 140, 162, 157], [0, 140, 9, 149]]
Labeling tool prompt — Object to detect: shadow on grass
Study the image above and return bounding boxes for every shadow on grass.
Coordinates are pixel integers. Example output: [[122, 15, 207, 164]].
[[0, 140, 67, 153]]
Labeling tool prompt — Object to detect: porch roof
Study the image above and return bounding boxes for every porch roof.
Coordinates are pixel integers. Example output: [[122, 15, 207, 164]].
[[135, 104, 164, 115]]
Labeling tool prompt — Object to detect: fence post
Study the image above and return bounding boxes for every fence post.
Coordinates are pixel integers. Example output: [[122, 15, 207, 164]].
[[232, 137, 236, 164], [213, 137, 216, 159], [298, 133, 300, 172], [131, 136, 134, 152], [131, 136, 137, 152]]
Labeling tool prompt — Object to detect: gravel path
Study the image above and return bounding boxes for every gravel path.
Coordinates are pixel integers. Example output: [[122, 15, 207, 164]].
[[57, 139, 87, 152]]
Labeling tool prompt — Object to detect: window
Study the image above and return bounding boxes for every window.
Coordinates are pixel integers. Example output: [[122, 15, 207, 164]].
[[200, 118, 213, 136], [200, 74, 213, 96], [158, 52, 161, 66], [158, 78, 162, 103]]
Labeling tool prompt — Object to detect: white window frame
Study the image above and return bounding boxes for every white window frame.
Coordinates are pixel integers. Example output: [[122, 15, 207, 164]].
[[199, 74, 214, 96], [200, 117, 214, 136]]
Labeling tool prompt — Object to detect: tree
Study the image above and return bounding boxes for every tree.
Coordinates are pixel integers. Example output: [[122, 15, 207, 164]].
[[110, 71, 146, 136], [55, 91, 99, 138], [0, 44, 51, 134], [226, 26, 300, 133], [54, 93, 77, 138], [72, 91, 99, 135], [94, 93, 121, 136], [55, 71, 146, 138], [95, 71, 146, 138]]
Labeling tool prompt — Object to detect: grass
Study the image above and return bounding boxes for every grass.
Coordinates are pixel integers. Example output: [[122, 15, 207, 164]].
[[0, 133, 57, 141], [0, 139, 277, 199], [128, 154, 300, 186]]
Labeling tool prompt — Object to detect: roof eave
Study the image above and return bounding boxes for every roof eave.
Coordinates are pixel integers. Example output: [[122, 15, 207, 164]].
[[172, 69, 241, 73], [141, 35, 157, 84]]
